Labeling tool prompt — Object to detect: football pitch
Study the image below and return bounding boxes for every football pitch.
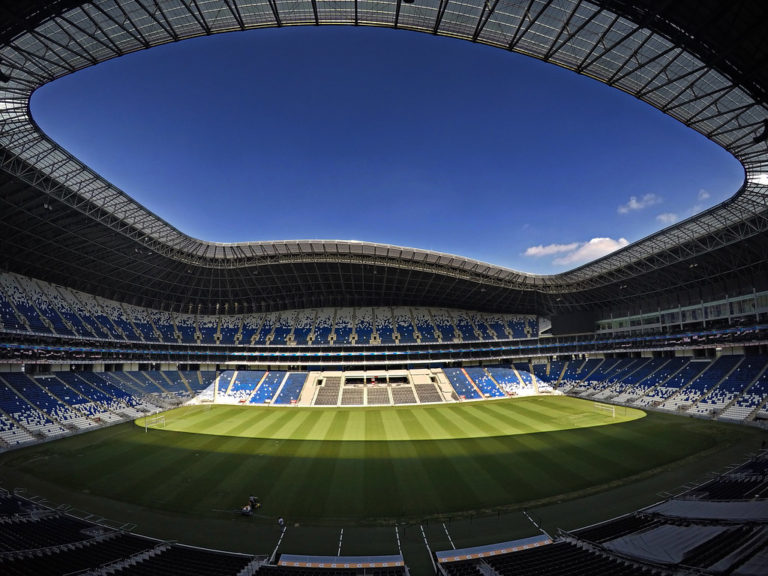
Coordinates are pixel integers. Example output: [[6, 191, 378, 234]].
[[0, 396, 759, 527]]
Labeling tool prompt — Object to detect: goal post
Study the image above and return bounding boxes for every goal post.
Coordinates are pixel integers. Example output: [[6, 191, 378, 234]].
[[144, 412, 166, 432], [592, 402, 616, 418]]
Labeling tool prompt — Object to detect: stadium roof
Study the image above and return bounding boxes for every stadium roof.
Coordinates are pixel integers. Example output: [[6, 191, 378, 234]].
[[0, 0, 767, 314]]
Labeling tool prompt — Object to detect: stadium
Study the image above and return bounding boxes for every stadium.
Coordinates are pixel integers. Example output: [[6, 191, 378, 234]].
[[1, 0, 768, 575]]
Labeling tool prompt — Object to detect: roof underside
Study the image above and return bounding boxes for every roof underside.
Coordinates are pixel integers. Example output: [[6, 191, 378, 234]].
[[0, 0, 767, 314]]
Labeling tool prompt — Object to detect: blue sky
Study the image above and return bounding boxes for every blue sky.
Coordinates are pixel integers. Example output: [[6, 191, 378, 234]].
[[31, 26, 743, 275]]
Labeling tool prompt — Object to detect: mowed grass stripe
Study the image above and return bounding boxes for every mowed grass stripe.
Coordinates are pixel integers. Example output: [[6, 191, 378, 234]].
[[150, 397, 644, 441], [446, 403, 514, 437]]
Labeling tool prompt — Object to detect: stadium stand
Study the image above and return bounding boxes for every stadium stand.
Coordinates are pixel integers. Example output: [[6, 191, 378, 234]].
[[532, 360, 565, 388], [0, 285, 26, 332], [273, 372, 308, 404], [219, 314, 241, 345], [453, 310, 477, 342], [341, 386, 364, 405], [689, 356, 768, 417], [392, 385, 417, 404], [175, 313, 199, 344], [312, 309, 333, 345], [354, 307, 374, 345], [470, 312, 495, 341], [393, 307, 416, 344], [271, 310, 296, 345], [558, 358, 602, 391], [254, 313, 276, 345], [314, 376, 342, 406], [366, 385, 391, 406], [430, 309, 457, 342], [442, 368, 481, 400], [240, 314, 263, 346], [463, 367, 504, 397], [124, 304, 160, 343], [0, 272, 546, 350], [412, 307, 437, 343], [199, 315, 219, 344], [487, 366, 532, 396], [334, 309, 354, 345], [515, 365, 547, 393], [293, 310, 315, 346], [414, 382, 443, 403], [0, 373, 68, 437], [720, 367, 768, 422], [249, 372, 285, 404], [659, 356, 741, 412], [608, 358, 669, 403], [2, 1, 768, 572], [633, 359, 708, 407], [223, 370, 265, 403], [0, 273, 51, 334], [374, 308, 395, 345], [23, 278, 83, 337]]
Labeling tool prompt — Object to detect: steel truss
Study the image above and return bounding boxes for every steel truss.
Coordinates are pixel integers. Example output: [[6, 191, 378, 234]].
[[0, 0, 767, 313]]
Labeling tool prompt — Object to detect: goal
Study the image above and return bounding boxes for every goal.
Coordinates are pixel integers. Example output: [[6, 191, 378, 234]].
[[593, 402, 616, 418], [144, 412, 166, 432]]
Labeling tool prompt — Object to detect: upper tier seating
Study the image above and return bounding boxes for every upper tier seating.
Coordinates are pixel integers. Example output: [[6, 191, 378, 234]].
[[199, 315, 219, 344], [393, 308, 416, 344], [219, 314, 241, 345], [254, 313, 276, 345], [0, 273, 541, 349], [0, 273, 51, 334], [240, 314, 263, 345], [470, 312, 495, 341], [293, 310, 315, 345], [270, 311, 295, 345], [175, 314, 198, 344], [412, 307, 437, 343], [375, 309, 395, 344], [148, 310, 177, 343], [334, 309, 354, 345], [431, 309, 456, 342], [453, 310, 477, 341], [354, 307, 374, 345], [312, 309, 333, 345]]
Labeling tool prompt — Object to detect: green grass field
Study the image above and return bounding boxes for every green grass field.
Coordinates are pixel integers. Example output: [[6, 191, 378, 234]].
[[0, 396, 758, 527], [142, 395, 643, 441]]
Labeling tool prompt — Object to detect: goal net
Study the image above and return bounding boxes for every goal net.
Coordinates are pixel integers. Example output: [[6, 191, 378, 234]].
[[144, 412, 166, 432], [593, 402, 616, 418]]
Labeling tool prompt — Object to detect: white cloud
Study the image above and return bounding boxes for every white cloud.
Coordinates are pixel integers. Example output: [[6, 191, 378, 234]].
[[553, 237, 629, 265], [698, 189, 711, 201], [523, 242, 580, 257], [524, 237, 630, 266], [617, 193, 662, 214], [656, 212, 678, 225]]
